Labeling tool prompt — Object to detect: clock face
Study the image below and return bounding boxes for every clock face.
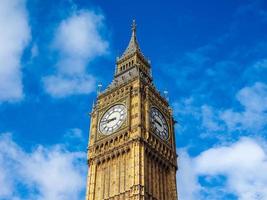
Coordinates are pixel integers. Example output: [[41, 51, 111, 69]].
[[150, 107, 169, 140], [99, 104, 127, 135]]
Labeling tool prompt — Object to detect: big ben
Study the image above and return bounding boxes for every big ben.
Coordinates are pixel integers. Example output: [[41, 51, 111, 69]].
[[86, 20, 178, 200]]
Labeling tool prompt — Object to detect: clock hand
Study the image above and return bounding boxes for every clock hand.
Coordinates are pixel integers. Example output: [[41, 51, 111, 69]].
[[154, 119, 162, 127], [101, 117, 117, 124], [100, 120, 108, 124], [107, 117, 116, 123]]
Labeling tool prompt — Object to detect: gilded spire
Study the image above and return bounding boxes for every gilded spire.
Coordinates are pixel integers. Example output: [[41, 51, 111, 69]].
[[120, 20, 141, 58]]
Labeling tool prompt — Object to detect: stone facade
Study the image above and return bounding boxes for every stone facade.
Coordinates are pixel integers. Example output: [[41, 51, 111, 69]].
[[85, 21, 178, 200]]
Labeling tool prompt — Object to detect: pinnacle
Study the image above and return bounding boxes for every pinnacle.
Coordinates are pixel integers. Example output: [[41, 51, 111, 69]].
[[120, 20, 141, 59]]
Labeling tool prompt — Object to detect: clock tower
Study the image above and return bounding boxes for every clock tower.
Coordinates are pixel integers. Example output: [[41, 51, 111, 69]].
[[86, 21, 178, 200]]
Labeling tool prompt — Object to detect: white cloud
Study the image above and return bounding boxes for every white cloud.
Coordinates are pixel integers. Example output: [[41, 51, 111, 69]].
[[196, 137, 267, 200], [30, 43, 39, 59], [63, 128, 85, 151], [175, 82, 267, 138], [178, 137, 267, 200], [43, 74, 95, 98], [173, 97, 202, 124], [201, 105, 222, 132], [43, 10, 108, 98], [53, 11, 107, 75], [173, 99, 225, 139], [0, 0, 31, 102], [65, 128, 83, 139], [177, 150, 201, 200], [237, 82, 267, 112], [220, 82, 267, 131], [0, 133, 86, 200]]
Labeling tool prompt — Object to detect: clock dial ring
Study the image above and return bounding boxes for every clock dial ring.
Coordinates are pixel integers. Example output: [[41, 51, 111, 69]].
[[150, 107, 169, 140], [99, 104, 127, 135]]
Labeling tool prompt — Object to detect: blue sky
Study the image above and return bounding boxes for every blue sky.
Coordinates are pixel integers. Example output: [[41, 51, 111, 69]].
[[0, 0, 267, 199]]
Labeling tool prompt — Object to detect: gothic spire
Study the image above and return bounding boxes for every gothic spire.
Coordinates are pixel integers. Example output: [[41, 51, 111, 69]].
[[120, 20, 142, 59]]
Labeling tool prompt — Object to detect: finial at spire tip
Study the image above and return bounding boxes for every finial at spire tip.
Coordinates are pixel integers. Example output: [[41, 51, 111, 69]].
[[131, 19, 136, 33]]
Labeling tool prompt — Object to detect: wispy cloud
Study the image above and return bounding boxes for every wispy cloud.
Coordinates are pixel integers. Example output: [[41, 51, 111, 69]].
[[201, 105, 223, 132], [254, 59, 267, 69], [0, 133, 86, 200], [43, 74, 96, 98], [174, 81, 267, 144], [220, 82, 267, 132], [0, 0, 31, 102], [43, 10, 108, 98]]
